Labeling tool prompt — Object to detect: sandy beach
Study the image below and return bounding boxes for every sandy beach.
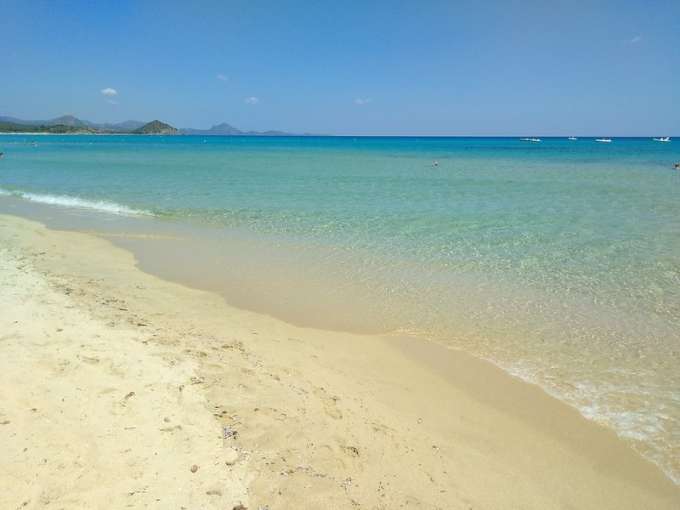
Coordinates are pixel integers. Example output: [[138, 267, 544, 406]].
[[1, 213, 679, 509]]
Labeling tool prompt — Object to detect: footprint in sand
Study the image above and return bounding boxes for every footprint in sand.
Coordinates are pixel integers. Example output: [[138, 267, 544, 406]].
[[313, 387, 343, 420]]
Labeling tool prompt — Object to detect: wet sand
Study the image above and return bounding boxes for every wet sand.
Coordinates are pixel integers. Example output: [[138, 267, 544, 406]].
[[1, 213, 678, 509]]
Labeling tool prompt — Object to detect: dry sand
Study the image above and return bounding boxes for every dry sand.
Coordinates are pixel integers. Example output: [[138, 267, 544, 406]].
[[1, 213, 678, 509]]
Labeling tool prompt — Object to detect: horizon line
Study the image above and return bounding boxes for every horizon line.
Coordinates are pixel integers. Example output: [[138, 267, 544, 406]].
[[0, 132, 677, 138]]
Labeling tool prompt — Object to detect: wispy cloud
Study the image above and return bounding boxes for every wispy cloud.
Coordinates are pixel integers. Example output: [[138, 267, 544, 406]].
[[244, 96, 259, 105], [629, 34, 642, 44], [217, 73, 228, 82], [100, 87, 118, 97], [354, 97, 372, 105]]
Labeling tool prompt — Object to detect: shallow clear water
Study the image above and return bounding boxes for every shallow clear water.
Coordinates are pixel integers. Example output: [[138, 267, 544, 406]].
[[1, 134, 679, 482]]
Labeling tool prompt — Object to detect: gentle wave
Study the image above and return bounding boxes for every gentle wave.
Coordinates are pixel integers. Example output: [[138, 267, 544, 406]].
[[400, 323, 679, 485], [0, 188, 152, 217]]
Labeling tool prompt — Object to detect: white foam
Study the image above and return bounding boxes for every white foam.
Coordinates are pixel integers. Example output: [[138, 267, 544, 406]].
[[501, 361, 680, 485], [0, 187, 150, 217]]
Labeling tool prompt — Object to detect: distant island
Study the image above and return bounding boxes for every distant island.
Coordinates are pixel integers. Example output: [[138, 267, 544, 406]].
[[0, 115, 303, 136]]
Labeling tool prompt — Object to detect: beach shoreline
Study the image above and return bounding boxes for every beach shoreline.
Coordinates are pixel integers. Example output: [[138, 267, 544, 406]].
[[1, 212, 678, 508], [2, 187, 679, 485]]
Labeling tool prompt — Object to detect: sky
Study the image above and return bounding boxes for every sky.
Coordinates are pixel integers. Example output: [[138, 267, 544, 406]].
[[2, 0, 679, 136]]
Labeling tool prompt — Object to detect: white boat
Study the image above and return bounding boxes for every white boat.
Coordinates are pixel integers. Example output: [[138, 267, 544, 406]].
[[568, 136, 577, 141], [653, 137, 671, 142], [595, 138, 612, 143], [520, 137, 541, 142]]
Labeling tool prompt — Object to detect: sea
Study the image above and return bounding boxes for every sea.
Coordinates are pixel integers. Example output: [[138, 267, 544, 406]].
[[1, 134, 679, 483]]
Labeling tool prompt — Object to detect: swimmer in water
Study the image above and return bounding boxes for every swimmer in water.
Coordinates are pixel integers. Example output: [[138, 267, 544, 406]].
[[433, 160, 439, 167]]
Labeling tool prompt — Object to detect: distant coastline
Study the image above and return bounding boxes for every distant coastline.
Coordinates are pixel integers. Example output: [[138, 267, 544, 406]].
[[0, 114, 304, 136], [0, 118, 176, 135], [1, 116, 676, 138]]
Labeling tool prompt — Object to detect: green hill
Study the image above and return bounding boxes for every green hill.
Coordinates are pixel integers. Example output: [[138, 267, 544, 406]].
[[133, 120, 178, 135]]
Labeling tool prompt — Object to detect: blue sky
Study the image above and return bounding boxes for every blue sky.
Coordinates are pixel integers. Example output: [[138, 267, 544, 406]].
[[2, 0, 679, 135]]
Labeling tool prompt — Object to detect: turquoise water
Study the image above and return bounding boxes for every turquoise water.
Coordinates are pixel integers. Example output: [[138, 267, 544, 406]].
[[1, 134, 680, 482]]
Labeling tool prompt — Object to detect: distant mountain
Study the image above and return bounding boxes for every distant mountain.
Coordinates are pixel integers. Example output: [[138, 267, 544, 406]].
[[0, 114, 93, 128], [179, 122, 299, 136], [0, 115, 45, 126], [48, 115, 89, 127], [244, 129, 295, 136], [0, 114, 303, 136], [0, 121, 95, 134], [133, 120, 178, 135], [0, 115, 146, 133], [181, 122, 242, 135], [93, 120, 147, 132]]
